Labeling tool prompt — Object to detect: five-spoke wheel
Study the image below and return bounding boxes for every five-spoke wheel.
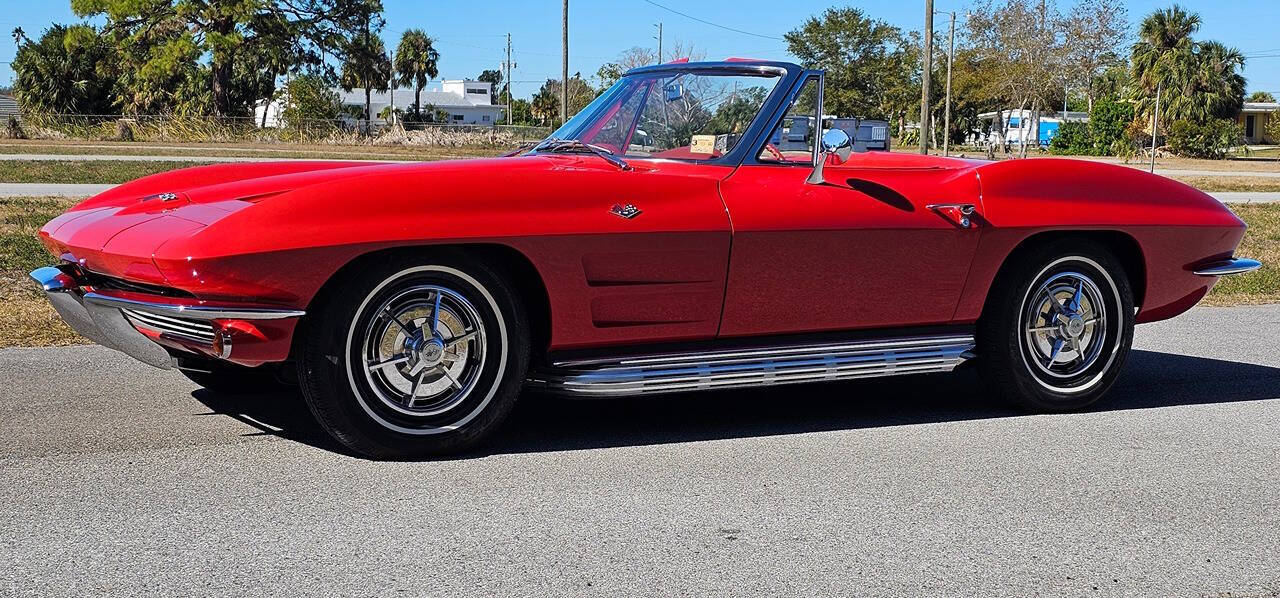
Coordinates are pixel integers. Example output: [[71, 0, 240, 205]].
[[297, 253, 529, 459], [979, 240, 1134, 411], [360, 285, 485, 417]]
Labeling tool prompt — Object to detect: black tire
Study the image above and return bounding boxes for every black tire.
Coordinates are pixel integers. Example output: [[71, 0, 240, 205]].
[[977, 239, 1134, 412], [296, 252, 529, 459], [178, 359, 291, 394]]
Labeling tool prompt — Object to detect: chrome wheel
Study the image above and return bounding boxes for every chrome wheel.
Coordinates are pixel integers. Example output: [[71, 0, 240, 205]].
[[359, 285, 486, 418], [1022, 271, 1107, 380], [978, 241, 1134, 413]]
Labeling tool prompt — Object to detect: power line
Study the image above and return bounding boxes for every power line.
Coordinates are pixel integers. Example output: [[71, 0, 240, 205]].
[[640, 0, 784, 41]]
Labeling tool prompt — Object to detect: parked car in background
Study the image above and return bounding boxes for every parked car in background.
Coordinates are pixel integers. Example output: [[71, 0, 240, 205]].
[[770, 115, 891, 153], [32, 60, 1260, 458]]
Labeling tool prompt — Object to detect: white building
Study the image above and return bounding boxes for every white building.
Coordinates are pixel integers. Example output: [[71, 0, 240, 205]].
[[0, 94, 19, 119], [974, 109, 1089, 147], [256, 79, 504, 127]]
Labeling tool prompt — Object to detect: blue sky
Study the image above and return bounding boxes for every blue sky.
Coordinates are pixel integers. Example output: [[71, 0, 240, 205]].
[[2, 1, 1278, 100]]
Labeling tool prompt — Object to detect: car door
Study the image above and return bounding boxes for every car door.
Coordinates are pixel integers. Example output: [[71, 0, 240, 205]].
[[716, 76, 983, 338]]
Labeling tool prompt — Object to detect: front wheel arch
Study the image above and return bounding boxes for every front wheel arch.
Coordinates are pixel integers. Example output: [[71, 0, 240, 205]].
[[295, 243, 553, 362], [982, 230, 1146, 319]]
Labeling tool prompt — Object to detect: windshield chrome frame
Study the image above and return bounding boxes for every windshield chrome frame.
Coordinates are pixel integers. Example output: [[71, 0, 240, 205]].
[[531, 61, 807, 168]]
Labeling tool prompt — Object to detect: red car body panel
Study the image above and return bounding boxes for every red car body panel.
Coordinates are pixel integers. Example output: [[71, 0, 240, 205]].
[[719, 157, 984, 335], [39, 147, 1246, 366]]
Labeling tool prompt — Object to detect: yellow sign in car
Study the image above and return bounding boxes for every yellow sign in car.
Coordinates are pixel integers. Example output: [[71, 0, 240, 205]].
[[690, 135, 717, 155]]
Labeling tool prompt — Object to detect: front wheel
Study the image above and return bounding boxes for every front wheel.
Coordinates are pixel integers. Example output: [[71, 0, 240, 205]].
[[977, 240, 1135, 412], [296, 253, 529, 459]]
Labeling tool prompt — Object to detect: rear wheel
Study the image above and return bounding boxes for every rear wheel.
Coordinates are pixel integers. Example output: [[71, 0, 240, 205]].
[[296, 253, 529, 459], [977, 239, 1134, 411]]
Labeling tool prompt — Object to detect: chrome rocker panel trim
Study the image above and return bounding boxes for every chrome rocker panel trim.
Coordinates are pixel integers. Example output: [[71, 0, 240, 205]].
[[528, 334, 975, 396], [1193, 257, 1262, 277], [29, 265, 304, 369]]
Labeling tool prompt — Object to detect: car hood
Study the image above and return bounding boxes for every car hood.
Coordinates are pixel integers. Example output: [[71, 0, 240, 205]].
[[37, 156, 578, 291]]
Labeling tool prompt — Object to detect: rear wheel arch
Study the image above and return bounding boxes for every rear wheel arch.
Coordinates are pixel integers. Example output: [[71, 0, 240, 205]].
[[297, 243, 553, 359], [982, 230, 1146, 319]]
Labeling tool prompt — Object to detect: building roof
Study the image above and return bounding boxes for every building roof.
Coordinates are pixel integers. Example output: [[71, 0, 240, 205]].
[[0, 95, 18, 116], [977, 109, 1088, 122], [1242, 101, 1280, 113], [337, 87, 495, 109]]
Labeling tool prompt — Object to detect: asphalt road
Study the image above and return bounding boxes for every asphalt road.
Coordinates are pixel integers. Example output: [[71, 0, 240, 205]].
[[2, 304, 1279, 596], [0, 183, 114, 197]]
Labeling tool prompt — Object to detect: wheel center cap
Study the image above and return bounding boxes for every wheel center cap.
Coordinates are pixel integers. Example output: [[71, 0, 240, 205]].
[[419, 339, 445, 365], [1065, 316, 1085, 338]]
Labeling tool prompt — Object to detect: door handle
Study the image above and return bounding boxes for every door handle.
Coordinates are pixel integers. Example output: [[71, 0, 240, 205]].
[[926, 203, 978, 228]]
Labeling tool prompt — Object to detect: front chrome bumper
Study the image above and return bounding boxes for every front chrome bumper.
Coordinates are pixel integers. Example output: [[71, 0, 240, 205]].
[[1193, 257, 1263, 277], [29, 265, 305, 369]]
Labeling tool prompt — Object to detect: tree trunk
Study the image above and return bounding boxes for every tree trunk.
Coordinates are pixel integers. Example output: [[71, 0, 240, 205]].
[[365, 87, 372, 135], [208, 17, 236, 117], [415, 88, 422, 117]]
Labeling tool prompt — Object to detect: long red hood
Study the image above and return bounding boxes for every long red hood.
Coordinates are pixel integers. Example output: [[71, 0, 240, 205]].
[[37, 155, 657, 303], [40, 161, 390, 285]]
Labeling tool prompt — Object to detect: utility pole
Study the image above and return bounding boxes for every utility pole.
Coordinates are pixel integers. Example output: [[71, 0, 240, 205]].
[[654, 22, 663, 64], [919, 0, 934, 155], [504, 33, 515, 125], [561, 0, 569, 125], [1150, 82, 1161, 173], [939, 10, 955, 156]]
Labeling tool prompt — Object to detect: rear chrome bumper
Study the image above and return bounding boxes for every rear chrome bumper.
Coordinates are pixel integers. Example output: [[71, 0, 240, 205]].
[[1193, 258, 1263, 277], [30, 265, 304, 369]]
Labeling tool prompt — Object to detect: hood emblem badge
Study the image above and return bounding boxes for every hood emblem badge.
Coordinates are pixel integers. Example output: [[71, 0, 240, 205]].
[[142, 192, 179, 203], [610, 203, 642, 219]]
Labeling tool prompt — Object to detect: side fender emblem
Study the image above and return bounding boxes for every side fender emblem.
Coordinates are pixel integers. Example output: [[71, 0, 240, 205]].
[[610, 203, 642, 219]]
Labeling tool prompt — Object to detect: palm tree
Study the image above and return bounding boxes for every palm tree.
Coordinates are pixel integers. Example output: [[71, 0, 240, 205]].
[[1131, 5, 1200, 120], [340, 31, 392, 126], [1172, 41, 1245, 121], [393, 29, 439, 119], [1130, 5, 1200, 168]]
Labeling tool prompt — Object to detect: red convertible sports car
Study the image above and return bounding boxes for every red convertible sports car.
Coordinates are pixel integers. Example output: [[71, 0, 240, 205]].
[[32, 60, 1260, 458]]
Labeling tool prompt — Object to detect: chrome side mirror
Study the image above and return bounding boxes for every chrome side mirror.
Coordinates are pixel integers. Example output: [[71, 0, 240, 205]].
[[806, 129, 853, 185]]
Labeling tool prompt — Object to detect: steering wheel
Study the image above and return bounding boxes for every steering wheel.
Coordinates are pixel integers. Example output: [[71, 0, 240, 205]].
[[763, 142, 786, 162]]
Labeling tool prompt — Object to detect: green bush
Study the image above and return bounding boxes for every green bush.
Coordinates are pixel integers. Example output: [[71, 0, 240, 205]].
[[1166, 118, 1244, 159], [1048, 121, 1093, 155], [1048, 99, 1137, 156], [279, 75, 343, 129], [1264, 113, 1280, 145], [1088, 99, 1135, 154]]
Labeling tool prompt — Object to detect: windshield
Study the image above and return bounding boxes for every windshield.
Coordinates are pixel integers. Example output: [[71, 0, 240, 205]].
[[540, 68, 783, 162]]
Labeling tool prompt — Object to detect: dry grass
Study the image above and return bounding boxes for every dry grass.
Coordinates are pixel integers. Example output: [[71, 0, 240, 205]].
[[918, 147, 1280, 173], [0, 160, 213, 184], [1172, 177, 1280, 193], [1204, 203, 1280, 305], [1, 196, 82, 346], [0, 139, 509, 161]]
